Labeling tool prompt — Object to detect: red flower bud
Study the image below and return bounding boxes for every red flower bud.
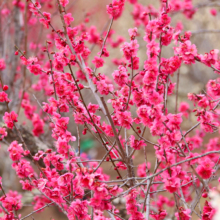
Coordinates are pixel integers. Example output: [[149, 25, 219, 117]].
[[3, 85, 8, 91]]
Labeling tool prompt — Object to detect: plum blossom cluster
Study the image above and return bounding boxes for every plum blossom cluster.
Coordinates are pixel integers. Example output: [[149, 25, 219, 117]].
[[0, 0, 220, 220]]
